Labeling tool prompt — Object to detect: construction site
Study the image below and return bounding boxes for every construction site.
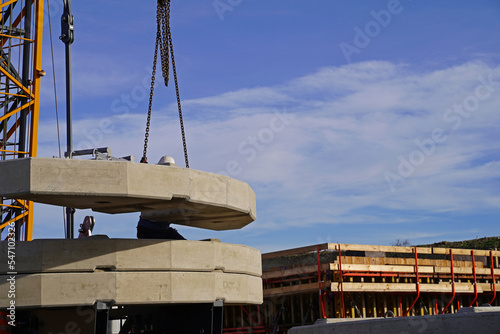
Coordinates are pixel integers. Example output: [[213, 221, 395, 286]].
[[224, 242, 500, 333], [1, 0, 500, 333]]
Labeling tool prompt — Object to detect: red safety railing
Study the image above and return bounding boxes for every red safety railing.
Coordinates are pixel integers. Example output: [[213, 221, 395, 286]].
[[317, 245, 327, 318], [337, 244, 346, 318], [404, 247, 420, 316], [489, 250, 497, 305], [441, 249, 456, 314], [469, 250, 478, 307], [399, 296, 403, 317]]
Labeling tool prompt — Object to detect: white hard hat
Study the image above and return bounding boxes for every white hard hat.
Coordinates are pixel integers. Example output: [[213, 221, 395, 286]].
[[157, 155, 176, 166]]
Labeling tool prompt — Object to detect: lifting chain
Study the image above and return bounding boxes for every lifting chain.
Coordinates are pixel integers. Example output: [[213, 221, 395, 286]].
[[142, 0, 189, 168]]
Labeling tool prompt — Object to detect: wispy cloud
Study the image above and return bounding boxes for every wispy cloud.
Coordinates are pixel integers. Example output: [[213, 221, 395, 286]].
[[34, 60, 500, 250]]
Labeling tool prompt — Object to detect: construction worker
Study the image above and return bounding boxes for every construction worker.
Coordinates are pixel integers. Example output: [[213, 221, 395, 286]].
[[136, 155, 185, 240], [136, 216, 185, 240]]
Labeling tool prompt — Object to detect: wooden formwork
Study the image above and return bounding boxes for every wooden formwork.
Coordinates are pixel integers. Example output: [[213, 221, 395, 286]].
[[224, 243, 500, 334]]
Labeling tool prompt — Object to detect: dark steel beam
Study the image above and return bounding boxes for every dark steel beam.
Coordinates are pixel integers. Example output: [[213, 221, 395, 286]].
[[61, 0, 75, 239], [18, 0, 33, 160]]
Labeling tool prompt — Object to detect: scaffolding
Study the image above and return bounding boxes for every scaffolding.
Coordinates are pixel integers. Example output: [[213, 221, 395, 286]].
[[224, 243, 500, 333]]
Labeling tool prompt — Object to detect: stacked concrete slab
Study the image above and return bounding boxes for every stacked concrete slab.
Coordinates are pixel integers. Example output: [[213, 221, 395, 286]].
[[0, 155, 263, 331], [0, 238, 263, 308], [0, 157, 256, 230]]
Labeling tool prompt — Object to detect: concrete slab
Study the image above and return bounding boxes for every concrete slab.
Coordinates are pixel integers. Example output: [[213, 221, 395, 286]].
[[0, 157, 256, 230], [0, 271, 263, 308], [457, 306, 500, 313], [0, 238, 262, 276], [0, 239, 263, 308], [288, 308, 500, 334]]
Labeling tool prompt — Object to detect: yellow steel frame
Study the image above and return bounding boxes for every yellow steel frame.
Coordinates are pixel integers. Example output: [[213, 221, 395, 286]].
[[0, 0, 44, 241], [0, 0, 18, 10]]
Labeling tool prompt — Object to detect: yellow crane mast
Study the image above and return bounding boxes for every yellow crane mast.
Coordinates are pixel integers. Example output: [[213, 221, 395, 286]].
[[0, 0, 44, 241]]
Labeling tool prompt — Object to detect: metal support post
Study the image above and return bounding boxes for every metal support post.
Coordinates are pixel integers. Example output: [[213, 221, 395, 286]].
[[61, 0, 75, 239], [212, 299, 224, 334], [94, 302, 110, 334], [65, 207, 75, 239]]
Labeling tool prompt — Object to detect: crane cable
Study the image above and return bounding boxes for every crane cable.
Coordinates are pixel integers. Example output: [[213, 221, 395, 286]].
[[141, 0, 189, 168], [47, 0, 67, 234], [47, 0, 62, 159]]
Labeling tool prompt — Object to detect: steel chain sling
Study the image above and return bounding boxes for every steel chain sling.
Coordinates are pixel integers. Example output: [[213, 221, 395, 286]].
[[142, 0, 189, 168]]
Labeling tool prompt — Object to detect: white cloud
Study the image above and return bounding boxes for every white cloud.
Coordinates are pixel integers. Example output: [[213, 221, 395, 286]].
[[30, 60, 500, 249], [183, 87, 291, 112]]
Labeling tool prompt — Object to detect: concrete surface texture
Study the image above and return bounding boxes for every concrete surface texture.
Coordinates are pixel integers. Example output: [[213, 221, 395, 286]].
[[0, 238, 263, 308], [288, 307, 500, 334], [0, 157, 256, 230]]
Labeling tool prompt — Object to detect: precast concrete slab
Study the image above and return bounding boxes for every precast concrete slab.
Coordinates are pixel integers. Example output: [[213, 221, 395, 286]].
[[0, 157, 256, 230], [0, 271, 262, 308], [457, 305, 500, 313], [0, 239, 263, 308], [0, 238, 262, 276], [288, 307, 500, 334]]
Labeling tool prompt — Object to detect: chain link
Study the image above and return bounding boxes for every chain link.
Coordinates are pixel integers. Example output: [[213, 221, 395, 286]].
[[169, 32, 189, 168], [141, 1, 161, 163], [142, 0, 189, 168], [161, 1, 170, 86]]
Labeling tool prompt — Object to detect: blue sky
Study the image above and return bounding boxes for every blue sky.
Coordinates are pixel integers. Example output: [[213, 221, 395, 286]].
[[29, 0, 500, 252]]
